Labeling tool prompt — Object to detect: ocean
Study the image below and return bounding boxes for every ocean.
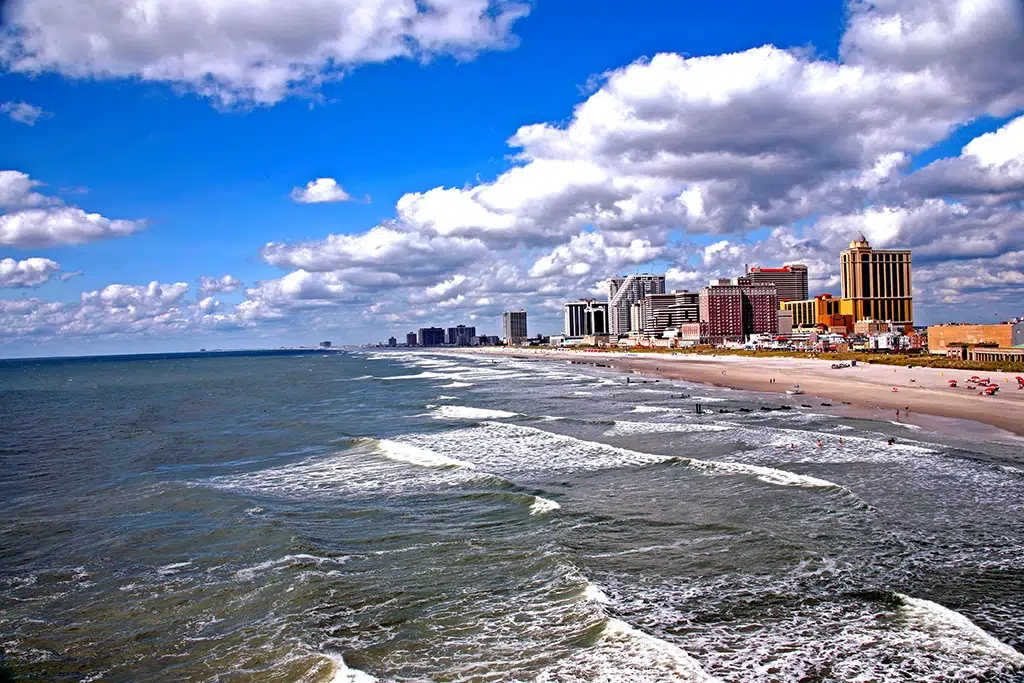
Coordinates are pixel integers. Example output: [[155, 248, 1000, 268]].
[[1, 350, 1023, 682]]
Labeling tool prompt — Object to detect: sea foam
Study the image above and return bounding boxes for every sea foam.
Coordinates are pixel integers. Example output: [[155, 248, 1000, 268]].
[[377, 439, 475, 469], [529, 496, 561, 515]]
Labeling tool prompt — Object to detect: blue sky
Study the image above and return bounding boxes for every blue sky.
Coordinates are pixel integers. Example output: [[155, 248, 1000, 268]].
[[1, 0, 1022, 356]]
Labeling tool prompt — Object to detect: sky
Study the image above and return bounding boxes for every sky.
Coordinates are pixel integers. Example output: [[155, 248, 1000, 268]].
[[1, 0, 1023, 357]]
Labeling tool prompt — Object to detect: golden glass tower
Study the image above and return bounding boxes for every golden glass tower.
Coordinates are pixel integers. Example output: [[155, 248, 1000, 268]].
[[840, 233, 913, 328]]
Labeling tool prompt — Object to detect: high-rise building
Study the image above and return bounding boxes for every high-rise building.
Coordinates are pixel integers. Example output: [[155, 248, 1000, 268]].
[[746, 264, 808, 302], [840, 233, 913, 329], [739, 279, 779, 336], [502, 310, 528, 345], [387, 336, 397, 347], [445, 325, 476, 346], [634, 291, 699, 336], [699, 278, 778, 343], [563, 300, 609, 337], [417, 327, 445, 347], [699, 280, 744, 344], [406, 332, 417, 347], [608, 274, 666, 336]]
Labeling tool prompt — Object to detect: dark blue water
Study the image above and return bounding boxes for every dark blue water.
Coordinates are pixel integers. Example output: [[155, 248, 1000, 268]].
[[2, 350, 1023, 682]]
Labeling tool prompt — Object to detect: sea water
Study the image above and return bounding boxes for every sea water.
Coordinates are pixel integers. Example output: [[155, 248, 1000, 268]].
[[1, 350, 1023, 682]]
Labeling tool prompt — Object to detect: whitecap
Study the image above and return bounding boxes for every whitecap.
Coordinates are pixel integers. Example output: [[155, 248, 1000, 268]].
[[529, 496, 561, 515], [898, 594, 1024, 666], [431, 405, 518, 420], [438, 381, 474, 388], [605, 421, 732, 436], [235, 554, 351, 581], [376, 439, 476, 469], [686, 458, 841, 489], [326, 653, 377, 683]]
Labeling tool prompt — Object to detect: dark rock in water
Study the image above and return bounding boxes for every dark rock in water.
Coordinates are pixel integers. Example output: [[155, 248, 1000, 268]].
[[718, 409, 730, 413], [738, 408, 752, 413], [801, 404, 813, 408], [779, 405, 792, 410], [761, 406, 773, 411], [820, 402, 833, 407]]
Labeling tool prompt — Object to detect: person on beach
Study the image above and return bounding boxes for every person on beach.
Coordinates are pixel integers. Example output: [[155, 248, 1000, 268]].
[[896, 409, 900, 420], [839, 437, 844, 445]]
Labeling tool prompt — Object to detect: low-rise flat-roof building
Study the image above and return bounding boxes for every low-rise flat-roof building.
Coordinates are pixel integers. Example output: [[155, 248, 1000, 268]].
[[781, 294, 854, 333], [926, 321, 1024, 353]]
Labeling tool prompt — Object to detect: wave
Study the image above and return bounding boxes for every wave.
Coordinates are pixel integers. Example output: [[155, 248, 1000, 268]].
[[438, 381, 474, 388], [897, 593, 1024, 667], [529, 496, 561, 515], [684, 459, 841, 489], [630, 406, 681, 413], [326, 653, 377, 683], [605, 421, 732, 436], [334, 374, 374, 382], [537, 615, 718, 682], [235, 554, 351, 581], [430, 405, 518, 420], [379, 371, 453, 381], [377, 439, 475, 469]]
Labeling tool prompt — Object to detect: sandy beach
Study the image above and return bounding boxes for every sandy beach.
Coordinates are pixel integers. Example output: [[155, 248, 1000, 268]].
[[456, 347, 1024, 438]]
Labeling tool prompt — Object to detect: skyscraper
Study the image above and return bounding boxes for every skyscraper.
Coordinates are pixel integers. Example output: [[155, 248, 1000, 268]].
[[634, 291, 699, 336], [746, 264, 808, 302], [406, 332, 417, 347], [563, 300, 609, 337], [417, 327, 445, 347], [607, 274, 666, 336], [502, 310, 528, 345], [445, 325, 476, 346], [699, 278, 778, 343], [840, 233, 913, 329]]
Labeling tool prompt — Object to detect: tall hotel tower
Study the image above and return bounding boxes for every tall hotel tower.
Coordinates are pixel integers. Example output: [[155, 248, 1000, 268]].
[[608, 274, 666, 336], [840, 233, 913, 329]]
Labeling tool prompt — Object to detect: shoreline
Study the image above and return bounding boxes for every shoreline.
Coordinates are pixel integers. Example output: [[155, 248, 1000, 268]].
[[452, 347, 1024, 439]]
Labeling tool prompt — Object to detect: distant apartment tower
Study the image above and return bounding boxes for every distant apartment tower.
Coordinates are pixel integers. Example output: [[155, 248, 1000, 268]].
[[406, 332, 417, 347], [417, 327, 445, 347], [608, 274, 666, 336], [840, 233, 913, 329], [699, 278, 778, 343], [739, 279, 779, 336], [446, 325, 476, 346], [387, 336, 397, 347], [633, 291, 699, 336], [563, 300, 609, 337], [699, 281, 744, 343], [746, 264, 808, 302], [503, 310, 528, 345]]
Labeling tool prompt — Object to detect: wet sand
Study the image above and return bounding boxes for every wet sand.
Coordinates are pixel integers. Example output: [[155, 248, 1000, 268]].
[[456, 348, 1024, 438]]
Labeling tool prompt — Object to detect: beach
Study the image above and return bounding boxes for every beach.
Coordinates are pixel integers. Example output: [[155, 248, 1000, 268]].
[[456, 347, 1024, 438]]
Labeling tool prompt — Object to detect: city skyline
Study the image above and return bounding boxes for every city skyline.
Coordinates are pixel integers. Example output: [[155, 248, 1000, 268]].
[[2, 0, 1023, 357]]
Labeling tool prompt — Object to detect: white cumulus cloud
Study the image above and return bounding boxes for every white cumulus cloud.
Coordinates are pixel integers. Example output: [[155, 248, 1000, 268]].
[[290, 178, 352, 204], [0, 170, 146, 247], [199, 274, 243, 295], [0, 257, 60, 287], [0, 0, 530, 106]]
